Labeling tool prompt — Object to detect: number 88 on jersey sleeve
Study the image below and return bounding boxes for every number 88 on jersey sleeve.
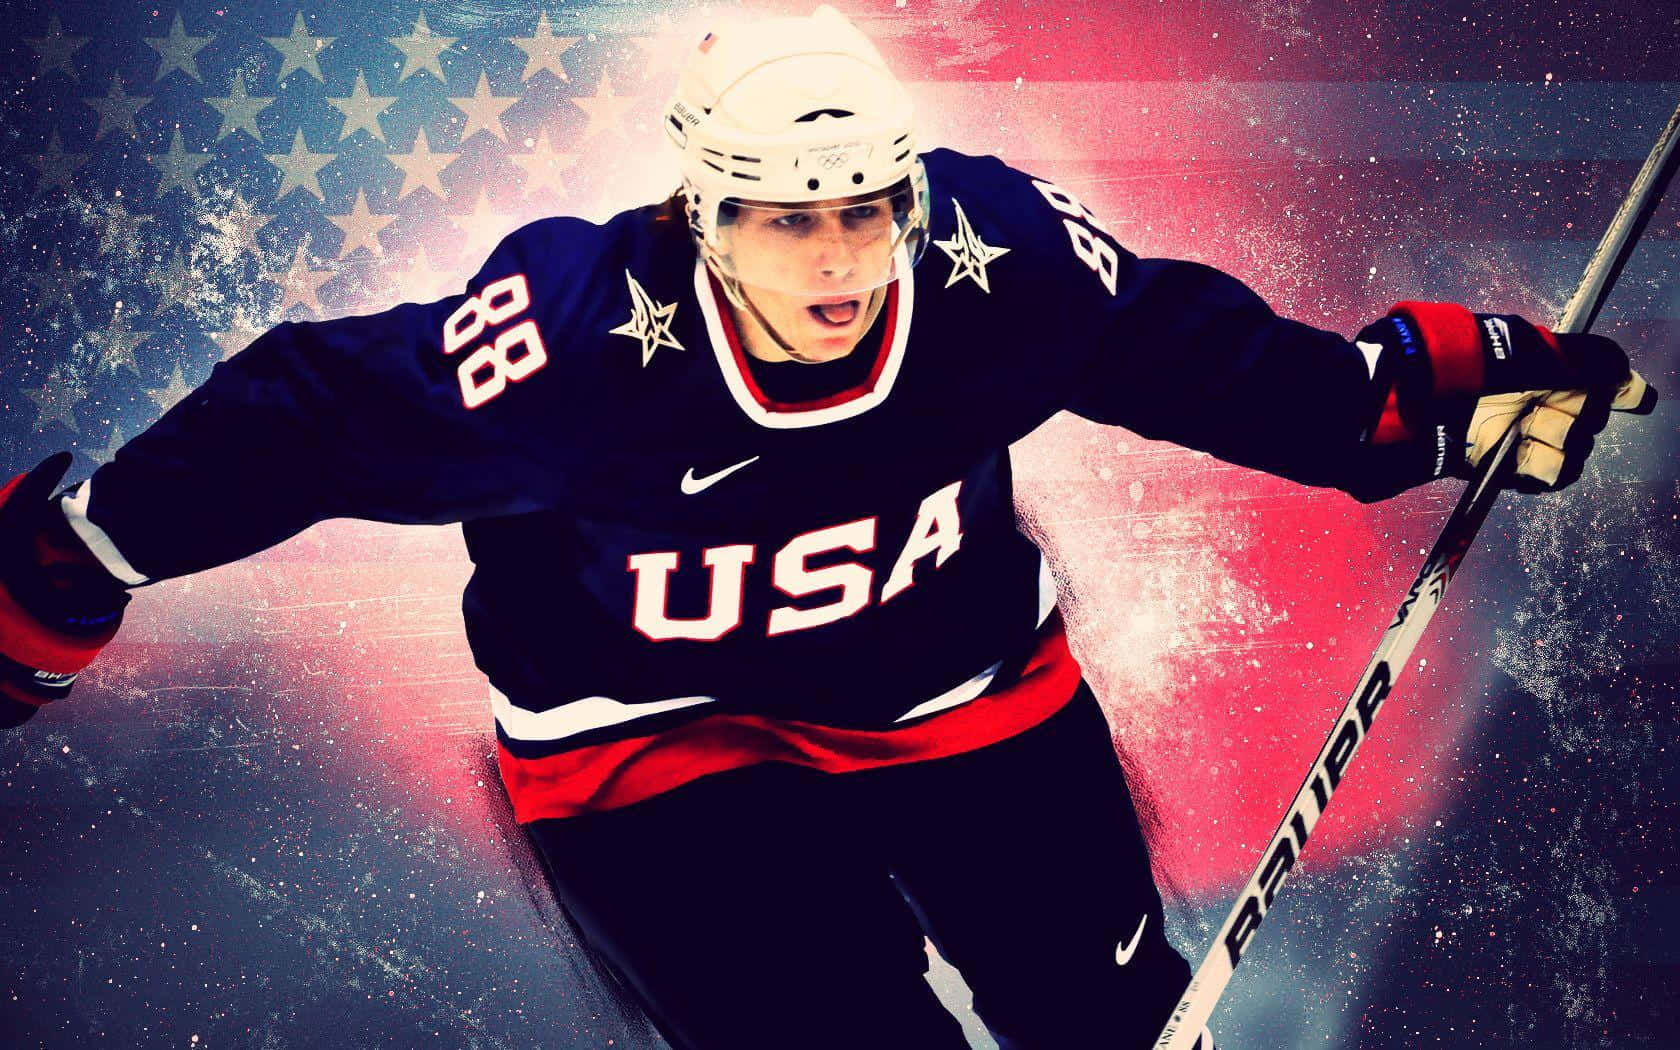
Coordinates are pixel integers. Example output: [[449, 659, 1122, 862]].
[[442, 274, 549, 409]]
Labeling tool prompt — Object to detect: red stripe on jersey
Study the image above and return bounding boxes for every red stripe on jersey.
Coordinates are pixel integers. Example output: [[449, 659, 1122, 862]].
[[710, 272, 901, 413], [496, 611, 1083, 824]]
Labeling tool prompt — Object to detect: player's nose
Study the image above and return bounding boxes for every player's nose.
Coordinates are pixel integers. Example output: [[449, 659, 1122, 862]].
[[812, 219, 859, 280]]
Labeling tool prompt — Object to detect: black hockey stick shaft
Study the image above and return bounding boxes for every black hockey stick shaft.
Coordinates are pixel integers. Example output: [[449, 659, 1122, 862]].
[[1151, 97, 1680, 1050]]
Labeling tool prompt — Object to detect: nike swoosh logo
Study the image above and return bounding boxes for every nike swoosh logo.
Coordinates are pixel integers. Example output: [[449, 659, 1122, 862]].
[[680, 456, 760, 495], [1114, 913, 1148, 966]]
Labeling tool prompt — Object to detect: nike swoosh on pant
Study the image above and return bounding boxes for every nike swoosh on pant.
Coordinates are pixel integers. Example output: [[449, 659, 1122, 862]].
[[1114, 912, 1148, 966]]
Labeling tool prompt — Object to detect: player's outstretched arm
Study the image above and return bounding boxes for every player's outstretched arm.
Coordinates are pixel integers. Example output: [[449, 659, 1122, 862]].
[[1064, 254, 1657, 502], [0, 453, 129, 728], [1, 222, 580, 726], [55, 222, 574, 589]]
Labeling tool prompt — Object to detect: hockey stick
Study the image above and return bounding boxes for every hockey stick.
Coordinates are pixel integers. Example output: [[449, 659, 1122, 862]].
[[1152, 97, 1680, 1050]]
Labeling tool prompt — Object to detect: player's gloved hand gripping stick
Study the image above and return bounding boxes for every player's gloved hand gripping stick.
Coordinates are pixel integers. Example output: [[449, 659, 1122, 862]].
[[1351, 300, 1652, 493], [1152, 99, 1680, 1050]]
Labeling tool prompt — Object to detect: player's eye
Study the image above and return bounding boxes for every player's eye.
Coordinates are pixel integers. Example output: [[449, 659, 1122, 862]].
[[839, 204, 890, 236], [769, 212, 813, 232]]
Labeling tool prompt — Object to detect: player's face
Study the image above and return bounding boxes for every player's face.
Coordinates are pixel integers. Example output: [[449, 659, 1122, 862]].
[[734, 283, 888, 363], [726, 195, 899, 362]]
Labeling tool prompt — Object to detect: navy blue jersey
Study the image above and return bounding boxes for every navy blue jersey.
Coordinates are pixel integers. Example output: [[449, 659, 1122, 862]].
[[59, 150, 1411, 822]]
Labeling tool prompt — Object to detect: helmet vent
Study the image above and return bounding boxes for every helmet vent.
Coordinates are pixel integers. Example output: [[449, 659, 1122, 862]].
[[795, 108, 853, 122]]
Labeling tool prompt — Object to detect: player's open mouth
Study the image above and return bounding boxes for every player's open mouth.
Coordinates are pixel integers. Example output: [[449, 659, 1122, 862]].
[[807, 299, 860, 327]]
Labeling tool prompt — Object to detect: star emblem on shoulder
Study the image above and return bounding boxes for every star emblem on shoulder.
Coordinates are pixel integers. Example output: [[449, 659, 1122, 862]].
[[609, 270, 684, 366], [934, 198, 1010, 293]]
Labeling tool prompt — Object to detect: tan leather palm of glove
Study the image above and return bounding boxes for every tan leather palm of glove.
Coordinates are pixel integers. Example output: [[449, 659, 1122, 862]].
[[1465, 370, 1657, 492]]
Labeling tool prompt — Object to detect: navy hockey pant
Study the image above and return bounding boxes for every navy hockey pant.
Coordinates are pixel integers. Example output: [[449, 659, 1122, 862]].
[[524, 681, 1193, 1049]]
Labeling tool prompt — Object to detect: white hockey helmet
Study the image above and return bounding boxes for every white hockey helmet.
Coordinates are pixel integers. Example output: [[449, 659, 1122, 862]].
[[663, 5, 930, 297]]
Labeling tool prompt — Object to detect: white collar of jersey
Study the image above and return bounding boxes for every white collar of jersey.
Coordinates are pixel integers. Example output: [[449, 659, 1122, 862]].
[[692, 244, 915, 430]]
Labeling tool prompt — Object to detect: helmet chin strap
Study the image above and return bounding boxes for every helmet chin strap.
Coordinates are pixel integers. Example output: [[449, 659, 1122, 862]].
[[708, 259, 803, 359], [706, 256, 888, 365]]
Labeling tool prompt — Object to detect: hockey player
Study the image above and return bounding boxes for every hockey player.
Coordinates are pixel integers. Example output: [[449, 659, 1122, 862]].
[[0, 7, 1655, 1049]]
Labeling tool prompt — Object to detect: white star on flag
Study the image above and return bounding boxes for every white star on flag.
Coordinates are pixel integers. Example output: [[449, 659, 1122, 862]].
[[390, 10, 454, 82], [329, 71, 397, 144], [207, 71, 273, 142], [452, 71, 517, 143], [144, 11, 211, 83], [87, 73, 147, 140], [391, 127, 454, 200], [608, 271, 683, 367], [266, 12, 333, 83], [26, 14, 88, 80], [511, 11, 580, 82], [146, 362, 194, 414]]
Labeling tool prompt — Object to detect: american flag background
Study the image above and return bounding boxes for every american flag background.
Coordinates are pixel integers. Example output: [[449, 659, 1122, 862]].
[[1, 1, 1676, 1046]]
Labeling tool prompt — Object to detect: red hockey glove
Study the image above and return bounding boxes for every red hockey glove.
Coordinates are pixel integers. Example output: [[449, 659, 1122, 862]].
[[1348, 302, 1658, 499], [0, 452, 130, 728], [1380, 301, 1640, 402]]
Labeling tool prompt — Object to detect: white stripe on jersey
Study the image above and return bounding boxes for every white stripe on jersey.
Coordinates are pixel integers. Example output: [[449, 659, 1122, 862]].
[[1037, 552, 1057, 628], [60, 482, 150, 586], [492, 689, 719, 743], [893, 658, 1003, 723]]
